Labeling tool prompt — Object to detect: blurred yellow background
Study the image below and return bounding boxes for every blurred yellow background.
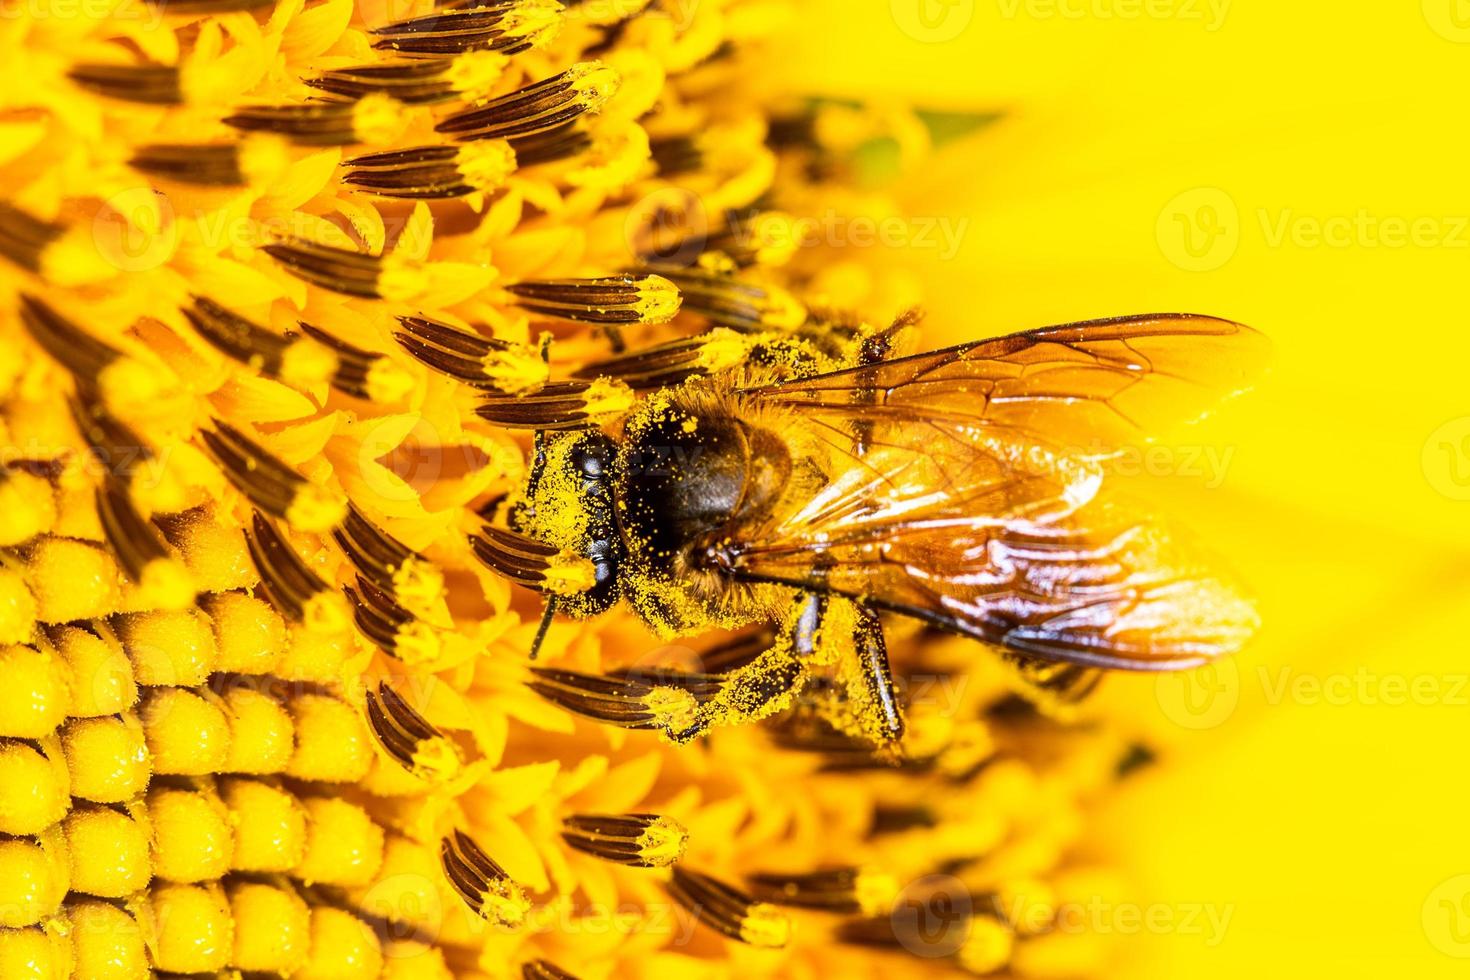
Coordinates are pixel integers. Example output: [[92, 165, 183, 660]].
[[778, 1, 1470, 976]]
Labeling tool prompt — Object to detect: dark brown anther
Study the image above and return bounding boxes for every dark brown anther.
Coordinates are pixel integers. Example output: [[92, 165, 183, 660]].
[[371, 1, 559, 57], [364, 680, 463, 780], [222, 98, 401, 147], [508, 121, 593, 167], [294, 322, 415, 403], [435, 62, 617, 142], [0, 206, 64, 274], [19, 294, 121, 379], [560, 813, 688, 867], [392, 314, 547, 391], [243, 511, 344, 629], [504, 274, 680, 326], [525, 666, 717, 736], [521, 960, 579, 980], [440, 829, 530, 925], [746, 866, 899, 915], [130, 144, 250, 186], [259, 238, 387, 299], [201, 422, 345, 533], [343, 574, 441, 663], [68, 63, 182, 104], [666, 867, 790, 948], [635, 262, 805, 332], [342, 142, 515, 200]]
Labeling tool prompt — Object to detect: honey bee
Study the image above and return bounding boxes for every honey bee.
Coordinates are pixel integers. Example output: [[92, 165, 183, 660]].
[[414, 311, 1267, 750]]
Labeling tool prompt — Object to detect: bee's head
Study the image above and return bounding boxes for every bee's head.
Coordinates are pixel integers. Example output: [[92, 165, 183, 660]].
[[519, 430, 623, 617]]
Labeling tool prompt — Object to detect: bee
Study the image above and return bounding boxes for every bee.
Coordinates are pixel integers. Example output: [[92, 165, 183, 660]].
[[411, 311, 1267, 751]]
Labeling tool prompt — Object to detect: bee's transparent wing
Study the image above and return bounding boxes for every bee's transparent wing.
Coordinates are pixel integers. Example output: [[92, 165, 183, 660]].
[[741, 313, 1269, 455]]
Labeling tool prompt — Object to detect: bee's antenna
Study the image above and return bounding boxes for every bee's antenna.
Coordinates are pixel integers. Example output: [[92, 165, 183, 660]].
[[529, 597, 557, 661]]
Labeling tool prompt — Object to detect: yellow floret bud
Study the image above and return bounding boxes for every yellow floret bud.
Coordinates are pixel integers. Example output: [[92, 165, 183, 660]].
[[0, 471, 56, 547], [286, 694, 373, 782], [0, 926, 70, 979], [140, 688, 231, 775], [53, 626, 137, 716], [201, 591, 285, 674], [168, 514, 256, 593], [115, 609, 217, 687], [61, 715, 150, 803], [147, 787, 233, 883], [66, 900, 148, 980], [294, 796, 385, 888], [149, 883, 233, 974], [0, 837, 64, 927], [381, 942, 455, 979], [221, 778, 306, 872], [0, 644, 69, 738], [63, 806, 151, 898], [350, 836, 442, 931], [957, 915, 1015, 975], [219, 686, 294, 774], [276, 621, 355, 682], [227, 880, 310, 973], [294, 905, 382, 980], [0, 569, 37, 646], [24, 538, 122, 623], [0, 741, 69, 835]]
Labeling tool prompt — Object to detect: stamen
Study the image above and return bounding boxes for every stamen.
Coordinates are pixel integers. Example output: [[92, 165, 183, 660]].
[[129, 143, 269, 187], [666, 866, 790, 948], [363, 681, 463, 782], [522, 960, 578, 980], [436, 61, 618, 141], [343, 141, 517, 200], [572, 329, 759, 389], [295, 322, 415, 403], [200, 422, 346, 533], [440, 829, 530, 926], [0, 204, 62, 274], [343, 574, 442, 664], [183, 297, 337, 389], [68, 63, 182, 104], [525, 666, 709, 737], [505, 274, 680, 326], [508, 121, 593, 167], [222, 94, 404, 147], [649, 134, 703, 177], [474, 378, 632, 431], [636, 263, 805, 332], [260, 238, 398, 300], [371, 1, 563, 58], [747, 866, 899, 916], [95, 481, 194, 611], [393, 314, 547, 392], [469, 524, 597, 591], [307, 51, 507, 105], [332, 505, 446, 615], [560, 812, 688, 867], [243, 511, 350, 632], [19, 293, 121, 379]]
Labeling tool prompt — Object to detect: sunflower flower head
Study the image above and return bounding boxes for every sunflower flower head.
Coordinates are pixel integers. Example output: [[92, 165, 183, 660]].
[[0, 1, 1148, 978]]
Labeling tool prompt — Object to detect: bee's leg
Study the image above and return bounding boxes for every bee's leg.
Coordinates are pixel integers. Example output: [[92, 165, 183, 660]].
[[849, 602, 905, 746], [991, 651, 1104, 721]]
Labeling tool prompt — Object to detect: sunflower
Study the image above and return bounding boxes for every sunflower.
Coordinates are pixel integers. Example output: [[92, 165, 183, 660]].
[[0, 1, 1241, 978]]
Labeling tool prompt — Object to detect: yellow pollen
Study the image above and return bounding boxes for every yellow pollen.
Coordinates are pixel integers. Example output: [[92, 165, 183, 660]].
[[279, 338, 339, 389], [635, 816, 689, 867], [351, 94, 407, 146], [364, 355, 417, 404], [446, 51, 510, 98], [580, 377, 635, 417], [456, 140, 518, 192], [284, 483, 348, 535], [737, 902, 791, 948]]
